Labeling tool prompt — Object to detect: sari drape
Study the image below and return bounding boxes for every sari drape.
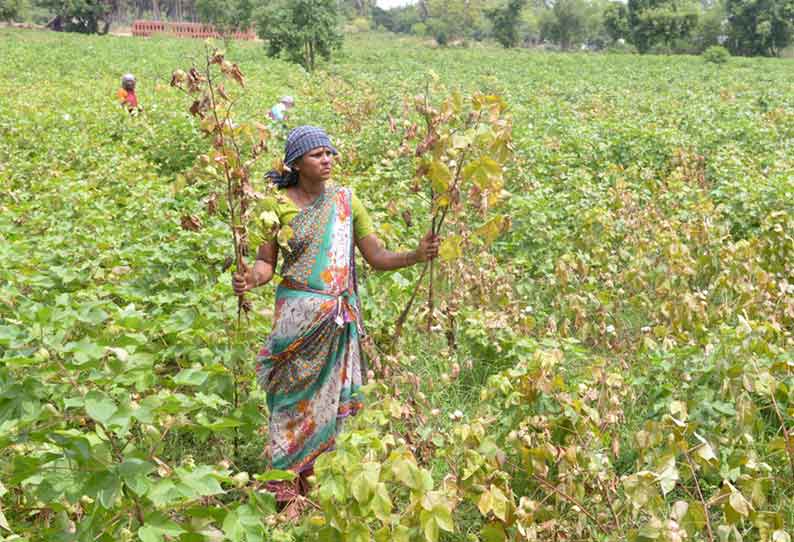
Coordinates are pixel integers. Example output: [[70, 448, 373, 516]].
[[255, 186, 364, 476]]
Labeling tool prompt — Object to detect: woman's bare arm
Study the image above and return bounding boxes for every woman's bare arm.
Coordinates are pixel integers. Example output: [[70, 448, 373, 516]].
[[356, 231, 439, 271]]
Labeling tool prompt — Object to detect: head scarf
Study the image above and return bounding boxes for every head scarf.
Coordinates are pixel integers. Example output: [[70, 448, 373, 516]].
[[267, 125, 338, 188], [121, 73, 135, 88]]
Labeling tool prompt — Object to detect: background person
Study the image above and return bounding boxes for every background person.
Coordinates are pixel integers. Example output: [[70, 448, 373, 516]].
[[117, 73, 140, 112]]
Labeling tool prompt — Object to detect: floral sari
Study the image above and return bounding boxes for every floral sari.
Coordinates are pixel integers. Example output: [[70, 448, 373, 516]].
[[256, 186, 364, 487]]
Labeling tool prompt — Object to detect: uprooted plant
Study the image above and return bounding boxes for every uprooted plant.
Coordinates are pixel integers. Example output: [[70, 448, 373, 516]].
[[391, 77, 513, 343]]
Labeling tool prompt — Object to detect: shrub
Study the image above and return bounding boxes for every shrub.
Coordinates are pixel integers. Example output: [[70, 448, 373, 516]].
[[703, 44, 730, 63]]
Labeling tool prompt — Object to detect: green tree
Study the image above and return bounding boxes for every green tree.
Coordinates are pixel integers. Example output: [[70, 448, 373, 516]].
[[603, 0, 630, 41], [425, 0, 489, 44], [255, 0, 343, 71], [539, 0, 588, 49], [725, 0, 794, 56], [486, 0, 529, 47], [195, 0, 253, 36], [1, 0, 26, 21], [692, 1, 727, 51], [37, 0, 113, 33], [628, 0, 699, 52]]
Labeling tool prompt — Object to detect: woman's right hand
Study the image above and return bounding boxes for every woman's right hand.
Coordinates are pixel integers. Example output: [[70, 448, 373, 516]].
[[232, 264, 254, 296]]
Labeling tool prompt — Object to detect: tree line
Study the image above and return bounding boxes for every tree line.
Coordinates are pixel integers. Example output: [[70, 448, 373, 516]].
[[374, 0, 794, 57], [1, 0, 792, 60]]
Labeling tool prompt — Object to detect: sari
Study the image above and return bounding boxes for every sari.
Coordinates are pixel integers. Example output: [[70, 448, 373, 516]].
[[255, 185, 364, 494]]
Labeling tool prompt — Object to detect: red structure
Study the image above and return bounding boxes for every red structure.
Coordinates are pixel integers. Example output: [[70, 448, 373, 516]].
[[131, 20, 256, 40]]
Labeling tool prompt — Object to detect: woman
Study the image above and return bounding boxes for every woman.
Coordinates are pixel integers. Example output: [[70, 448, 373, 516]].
[[232, 126, 439, 510], [117, 73, 139, 112]]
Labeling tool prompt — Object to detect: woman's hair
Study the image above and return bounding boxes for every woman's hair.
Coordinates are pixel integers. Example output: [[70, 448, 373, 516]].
[[267, 168, 299, 188], [266, 125, 338, 189]]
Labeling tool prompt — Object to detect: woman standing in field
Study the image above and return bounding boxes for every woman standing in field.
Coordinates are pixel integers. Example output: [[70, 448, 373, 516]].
[[232, 125, 439, 513]]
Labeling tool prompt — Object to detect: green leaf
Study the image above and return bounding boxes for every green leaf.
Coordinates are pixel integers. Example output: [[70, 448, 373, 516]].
[[421, 509, 439, 542], [351, 462, 380, 504], [432, 504, 454, 533], [681, 501, 707, 534], [481, 522, 506, 542], [76, 304, 109, 325], [254, 470, 296, 482], [349, 521, 370, 542], [656, 455, 678, 496], [65, 338, 105, 365], [118, 458, 155, 496], [173, 367, 209, 386], [84, 390, 117, 425], [175, 465, 224, 499], [138, 512, 185, 542], [371, 483, 392, 521]]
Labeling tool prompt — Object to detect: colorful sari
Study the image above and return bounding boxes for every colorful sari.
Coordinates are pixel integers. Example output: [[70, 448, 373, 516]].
[[256, 186, 364, 490]]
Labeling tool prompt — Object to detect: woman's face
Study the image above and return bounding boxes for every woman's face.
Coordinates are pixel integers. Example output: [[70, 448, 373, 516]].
[[296, 146, 334, 183]]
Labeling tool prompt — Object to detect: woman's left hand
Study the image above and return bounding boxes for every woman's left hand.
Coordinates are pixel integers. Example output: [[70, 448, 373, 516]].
[[415, 231, 440, 262]]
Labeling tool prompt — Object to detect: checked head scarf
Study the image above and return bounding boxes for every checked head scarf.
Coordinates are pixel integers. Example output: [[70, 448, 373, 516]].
[[267, 125, 338, 188]]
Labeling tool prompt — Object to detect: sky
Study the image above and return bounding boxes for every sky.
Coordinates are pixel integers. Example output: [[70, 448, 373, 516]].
[[376, 0, 417, 8]]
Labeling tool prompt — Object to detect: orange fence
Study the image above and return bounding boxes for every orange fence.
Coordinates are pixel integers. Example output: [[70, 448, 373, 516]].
[[131, 20, 256, 40]]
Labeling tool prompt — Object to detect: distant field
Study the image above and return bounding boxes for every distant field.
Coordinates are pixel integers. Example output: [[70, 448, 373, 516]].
[[2, 28, 794, 541]]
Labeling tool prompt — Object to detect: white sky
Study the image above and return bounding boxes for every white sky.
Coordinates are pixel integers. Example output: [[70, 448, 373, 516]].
[[376, 0, 417, 8]]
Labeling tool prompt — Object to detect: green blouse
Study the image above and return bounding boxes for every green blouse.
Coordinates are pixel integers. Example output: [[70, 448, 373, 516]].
[[277, 190, 374, 240]]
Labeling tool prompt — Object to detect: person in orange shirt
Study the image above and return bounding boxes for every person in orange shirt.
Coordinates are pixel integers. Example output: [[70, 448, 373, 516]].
[[117, 73, 141, 112]]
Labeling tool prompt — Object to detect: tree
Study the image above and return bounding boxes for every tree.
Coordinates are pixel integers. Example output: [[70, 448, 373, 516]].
[[195, 0, 252, 36], [37, 0, 114, 33], [425, 0, 489, 44], [628, 0, 699, 52], [725, 0, 794, 56], [486, 0, 529, 47], [1, 0, 26, 21], [603, 0, 630, 41], [539, 0, 588, 49], [692, 1, 727, 51], [255, 0, 343, 71]]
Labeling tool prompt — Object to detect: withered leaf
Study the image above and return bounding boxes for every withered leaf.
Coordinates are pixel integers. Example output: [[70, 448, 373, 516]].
[[217, 84, 229, 102], [415, 132, 438, 157], [180, 214, 203, 232], [210, 50, 224, 65], [206, 192, 218, 215]]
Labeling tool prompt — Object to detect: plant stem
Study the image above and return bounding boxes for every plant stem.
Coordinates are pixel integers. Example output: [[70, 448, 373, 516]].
[[204, 46, 246, 323], [769, 388, 794, 483], [531, 473, 608, 535], [393, 262, 429, 342], [427, 213, 436, 331], [683, 450, 714, 542]]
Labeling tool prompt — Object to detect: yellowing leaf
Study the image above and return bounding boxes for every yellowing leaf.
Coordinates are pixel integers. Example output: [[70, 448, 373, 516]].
[[439, 235, 463, 261], [475, 215, 505, 245], [463, 157, 502, 190], [277, 226, 293, 249], [728, 489, 751, 518], [428, 160, 452, 193]]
